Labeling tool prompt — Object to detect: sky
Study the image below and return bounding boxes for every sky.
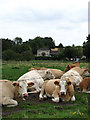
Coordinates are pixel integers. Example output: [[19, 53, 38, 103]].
[[0, 0, 89, 46]]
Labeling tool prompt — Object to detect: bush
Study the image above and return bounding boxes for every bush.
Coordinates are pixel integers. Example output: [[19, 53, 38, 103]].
[[35, 56, 52, 60], [2, 49, 21, 60], [21, 50, 34, 61]]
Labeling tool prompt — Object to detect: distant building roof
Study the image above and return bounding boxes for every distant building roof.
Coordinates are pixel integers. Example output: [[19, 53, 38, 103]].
[[51, 48, 59, 51]]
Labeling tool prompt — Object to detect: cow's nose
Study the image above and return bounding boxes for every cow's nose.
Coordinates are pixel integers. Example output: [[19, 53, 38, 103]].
[[61, 92, 65, 95], [23, 93, 28, 97]]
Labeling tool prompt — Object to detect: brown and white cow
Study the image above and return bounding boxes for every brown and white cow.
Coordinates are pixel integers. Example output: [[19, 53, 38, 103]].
[[39, 78, 75, 102], [29, 67, 47, 71], [0, 80, 19, 107], [79, 77, 90, 93], [64, 62, 80, 72]]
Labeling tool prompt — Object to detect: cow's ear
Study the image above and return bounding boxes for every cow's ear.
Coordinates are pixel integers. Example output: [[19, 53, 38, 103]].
[[13, 82, 19, 86], [82, 67, 88, 72], [85, 68, 88, 71], [54, 81, 59, 86], [67, 80, 71, 85], [67, 64, 70, 67], [29, 67, 34, 71], [28, 82, 34, 87]]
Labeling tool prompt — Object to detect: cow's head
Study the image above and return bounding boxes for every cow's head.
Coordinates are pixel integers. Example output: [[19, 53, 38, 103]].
[[18, 80, 34, 97], [65, 62, 80, 72], [44, 69, 55, 80], [64, 64, 70, 72], [54, 78, 71, 95], [81, 67, 90, 78]]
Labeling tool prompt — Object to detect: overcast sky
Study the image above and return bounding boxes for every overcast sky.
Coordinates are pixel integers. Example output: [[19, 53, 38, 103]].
[[0, 0, 89, 46]]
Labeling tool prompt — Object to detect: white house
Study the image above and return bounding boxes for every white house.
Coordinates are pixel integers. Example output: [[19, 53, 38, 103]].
[[37, 48, 50, 57]]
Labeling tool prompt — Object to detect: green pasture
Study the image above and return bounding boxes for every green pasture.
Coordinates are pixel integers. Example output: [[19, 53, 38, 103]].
[[1, 60, 90, 119]]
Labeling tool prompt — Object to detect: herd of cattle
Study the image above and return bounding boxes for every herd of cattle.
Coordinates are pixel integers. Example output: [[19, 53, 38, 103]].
[[0, 62, 90, 107]]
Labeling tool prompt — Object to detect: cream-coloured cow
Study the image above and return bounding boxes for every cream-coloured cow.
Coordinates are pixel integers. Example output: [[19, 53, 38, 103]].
[[17, 70, 44, 97], [0, 80, 19, 107], [49, 69, 64, 79], [39, 79, 75, 102], [29, 67, 64, 79], [17, 69, 55, 97], [34, 69, 55, 80], [61, 67, 90, 87]]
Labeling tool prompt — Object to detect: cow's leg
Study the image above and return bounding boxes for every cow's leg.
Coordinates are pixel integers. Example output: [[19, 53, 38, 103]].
[[34, 83, 41, 92], [39, 87, 45, 100], [52, 92, 59, 103], [82, 89, 87, 93], [39, 84, 46, 100], [71, 95, 75, 101], [3, 97, 18, 107], [52, 97, 59, 102]]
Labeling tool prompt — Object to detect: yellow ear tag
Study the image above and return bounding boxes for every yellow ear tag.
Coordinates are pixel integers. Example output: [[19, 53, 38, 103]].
[[28, 82, 34, 87], [28, 84, 33, 87]]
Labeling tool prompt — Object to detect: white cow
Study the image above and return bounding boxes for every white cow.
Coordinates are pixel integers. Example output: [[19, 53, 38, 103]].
[[18, 70, 44, 97], [17, 69, 55, 97]]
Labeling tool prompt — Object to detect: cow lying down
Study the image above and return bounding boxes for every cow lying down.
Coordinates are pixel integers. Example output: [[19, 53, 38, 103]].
[[17, 69, 55, 97], [29, 67, 64, 79], [0, 80, 19, 107], [64, 62, 80, 72], [39, 79, 75, 102], [61, 67, 90, 87]]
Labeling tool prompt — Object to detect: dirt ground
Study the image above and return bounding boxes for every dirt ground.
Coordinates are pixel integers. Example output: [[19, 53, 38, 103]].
[[2, 93, 77, 118]]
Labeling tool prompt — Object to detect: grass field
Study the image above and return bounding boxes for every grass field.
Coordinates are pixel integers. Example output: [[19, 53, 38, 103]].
[[1, 60, 90, 119]]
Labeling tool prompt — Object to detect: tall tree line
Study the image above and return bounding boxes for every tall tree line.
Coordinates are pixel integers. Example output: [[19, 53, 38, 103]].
[[1, 35, 90, 61], [1, 36, 55, 60]]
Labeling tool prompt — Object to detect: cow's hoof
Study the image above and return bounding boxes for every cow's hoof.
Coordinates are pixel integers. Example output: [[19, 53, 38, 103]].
[[39, 94, 43, 100], [71, 96, 75, 101], [22, 98, 26, 101], [52, 98, 59, 103], [43, 95, 47, 99]]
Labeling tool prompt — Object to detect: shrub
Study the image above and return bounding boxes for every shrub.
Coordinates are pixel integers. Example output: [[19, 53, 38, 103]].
[[2, 49, 21, 60]]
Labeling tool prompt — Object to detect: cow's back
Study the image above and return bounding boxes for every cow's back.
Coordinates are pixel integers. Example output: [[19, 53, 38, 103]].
[[45, 79, 60, 95], [50, 69, 64, 78], [18, 70, 43, 81]]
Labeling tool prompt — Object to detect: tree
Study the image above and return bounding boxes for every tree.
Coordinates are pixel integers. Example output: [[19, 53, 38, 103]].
[[2, 49, 21, 60], [14, 37, 22, 45], [21, 50, 34, 61], [63, 46, 72, 60], [58, 43, 64, 48], [2, 38, 15, 51], [28, 36, 55, 54]]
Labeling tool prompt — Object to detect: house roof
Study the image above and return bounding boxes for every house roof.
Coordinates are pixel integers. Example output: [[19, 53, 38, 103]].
[[51, 48, 59, 51]]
